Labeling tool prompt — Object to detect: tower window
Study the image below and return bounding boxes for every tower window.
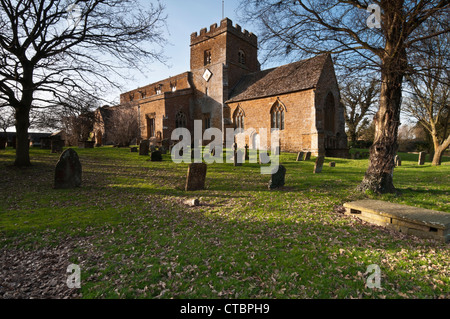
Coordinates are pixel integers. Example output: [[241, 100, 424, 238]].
[[155, 85, 162, 95], [271, 101, 285, 130], [238, 50, 246, 65], [175, 111, 187, 128], [204, 50, 212, 65]]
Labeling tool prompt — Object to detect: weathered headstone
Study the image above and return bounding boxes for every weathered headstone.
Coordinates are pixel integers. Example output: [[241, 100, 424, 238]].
[[185, 163, 207, 191], [130, 147, 138, 152], [54, 148, 82, 189], [151, 150, 163, 162], [139, 140, 149, 156], [296, 152, 304, 162], [394, 155, 401, 167], [329, 161, 336, 167], [313, 156, 325, 174], [418, 152, 426, 165], [304, 152, 311, 161], [268, 165, 286, 189]]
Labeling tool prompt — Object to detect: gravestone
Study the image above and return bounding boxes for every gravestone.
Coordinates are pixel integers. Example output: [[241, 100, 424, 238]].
[[313, 156, 325, 174], [130, 147, 138, 153], [394, 155, 401, 167], [139, 140, 149, 156], [296, 152, 304, 162], [304, 152, 311, 161], [54, 148, 82, 189], [355, 151, 360, 159], [245, 144, 249, 161], [268, 165, 286, 189], [329, 161, 336, 167], [185, 163, 207, 191], [151, 150, 163, 162], [418, 152, 426, 165]]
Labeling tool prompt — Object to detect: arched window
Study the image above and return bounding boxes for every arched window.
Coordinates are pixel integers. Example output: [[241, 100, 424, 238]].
[[270, 101, 285, 130], [324, 92, 335, 133], [233, 106, 245, 130], [175, 111, 187, 128], [238, 50, 246, 65]]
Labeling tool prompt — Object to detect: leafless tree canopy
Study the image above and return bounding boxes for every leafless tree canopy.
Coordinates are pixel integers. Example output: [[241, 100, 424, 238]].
[[0, 0, 167, 166], [404, 26, 450, 165], [341, 78, 380, 144]]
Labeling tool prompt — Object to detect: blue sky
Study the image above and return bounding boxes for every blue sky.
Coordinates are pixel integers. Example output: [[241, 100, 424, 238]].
[[121, 0, 248, 99]]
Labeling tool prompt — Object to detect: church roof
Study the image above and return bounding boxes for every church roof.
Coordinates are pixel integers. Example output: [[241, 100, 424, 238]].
[[227, 54, 330, 103]]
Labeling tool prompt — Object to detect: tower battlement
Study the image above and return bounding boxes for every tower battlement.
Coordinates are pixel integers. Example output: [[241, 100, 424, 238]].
[[190, 18, 257, 47]]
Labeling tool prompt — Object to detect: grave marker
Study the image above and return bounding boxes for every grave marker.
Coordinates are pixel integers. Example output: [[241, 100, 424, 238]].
[[314, 156, 325, 173], [54, 148, 82, 189], [268, 165, 286, 189], [185, 163, 207, 191]]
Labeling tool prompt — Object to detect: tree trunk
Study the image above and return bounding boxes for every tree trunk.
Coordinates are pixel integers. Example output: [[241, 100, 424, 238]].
[[14, 106, 31, 167], [432, 135, 450, 166], [358, 51, 406, 194]]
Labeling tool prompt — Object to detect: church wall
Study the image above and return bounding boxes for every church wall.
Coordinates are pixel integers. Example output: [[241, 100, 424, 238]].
[[226, 89, 317, 153]]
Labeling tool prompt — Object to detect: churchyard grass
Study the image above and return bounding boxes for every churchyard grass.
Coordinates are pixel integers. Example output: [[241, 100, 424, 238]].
[[0, 146, 449, 299]]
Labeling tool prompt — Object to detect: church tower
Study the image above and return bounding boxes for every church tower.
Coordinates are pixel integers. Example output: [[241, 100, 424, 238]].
[[190, 18, 260, 134]]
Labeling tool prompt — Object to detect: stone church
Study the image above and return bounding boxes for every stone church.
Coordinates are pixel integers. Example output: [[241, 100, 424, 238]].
[[103, 18, 348, 157]]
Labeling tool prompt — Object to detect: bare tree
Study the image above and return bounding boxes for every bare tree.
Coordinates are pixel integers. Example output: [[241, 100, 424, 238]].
[[0, 0, 167, 166], [107, 105, 139, 147], [0, 105, 14, 137], [404, 29, 450, 165], [239, 0, 450, 193], [341, 78, 380, 145]]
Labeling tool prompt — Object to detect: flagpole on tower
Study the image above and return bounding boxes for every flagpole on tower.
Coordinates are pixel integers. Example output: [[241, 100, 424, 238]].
[[222, 0, 224, 19]]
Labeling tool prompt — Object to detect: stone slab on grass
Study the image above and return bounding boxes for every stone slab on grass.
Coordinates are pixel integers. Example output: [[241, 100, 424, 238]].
[[343, 200, 450, 242]]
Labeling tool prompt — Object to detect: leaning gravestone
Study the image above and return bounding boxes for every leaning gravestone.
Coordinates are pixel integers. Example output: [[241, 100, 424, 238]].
[[418, 152, 426, 165], [54, 148, 82, 189], [329, 161, 336, 167], [296, 152, 304, 162], [268, 165, 286, 189], [151, 150, 163, 162], [185, 163, 207, 191], [139, 140, 149, 156], [394, 155, 401, 167], [304, 152, 311, 161], [313, 156, 325, 174]]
